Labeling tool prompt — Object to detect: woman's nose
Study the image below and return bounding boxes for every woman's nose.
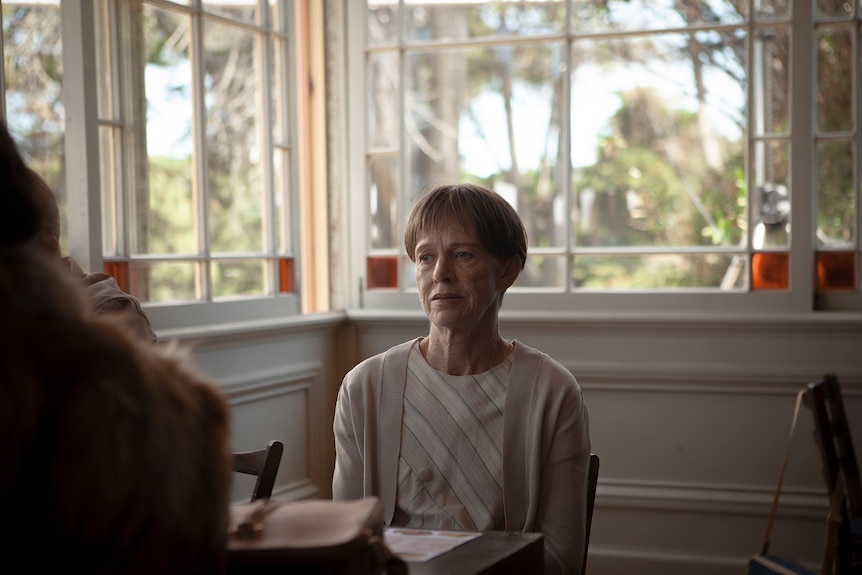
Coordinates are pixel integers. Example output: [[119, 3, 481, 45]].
[[433, 255, 453, 282]]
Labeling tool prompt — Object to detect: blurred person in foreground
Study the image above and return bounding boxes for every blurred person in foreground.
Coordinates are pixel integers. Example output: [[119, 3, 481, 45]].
[[0, 119, 233, 574], [26, 167, 157, 344], [332, 183, 591, 575]]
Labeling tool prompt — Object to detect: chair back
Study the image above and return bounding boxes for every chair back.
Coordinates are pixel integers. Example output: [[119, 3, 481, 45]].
[[805, 373, 862, 575], [583, 453, 600, 575], [233, 439, 284, 502]]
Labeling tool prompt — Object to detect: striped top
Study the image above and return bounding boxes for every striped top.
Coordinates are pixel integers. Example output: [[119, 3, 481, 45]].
[[391, 345, 512, 531]]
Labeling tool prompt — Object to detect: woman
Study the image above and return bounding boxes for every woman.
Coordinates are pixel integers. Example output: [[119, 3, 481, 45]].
[[0, 119, 233, 574], [333, 183, 591, 575]]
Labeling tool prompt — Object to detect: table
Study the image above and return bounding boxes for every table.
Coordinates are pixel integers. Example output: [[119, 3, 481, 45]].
[[400, 530, 544, 575]]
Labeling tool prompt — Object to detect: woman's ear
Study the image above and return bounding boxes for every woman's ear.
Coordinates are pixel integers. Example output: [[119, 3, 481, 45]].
[[31, 233, 61, 258], [498, 255, 522, 290]]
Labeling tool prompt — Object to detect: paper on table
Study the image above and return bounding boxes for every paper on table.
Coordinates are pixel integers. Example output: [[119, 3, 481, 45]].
[[384, 527, 481, 562]]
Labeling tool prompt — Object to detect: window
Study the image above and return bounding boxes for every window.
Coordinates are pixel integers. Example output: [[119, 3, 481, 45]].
[[348, 1, 861, 314], [2, 0, 302, 330]]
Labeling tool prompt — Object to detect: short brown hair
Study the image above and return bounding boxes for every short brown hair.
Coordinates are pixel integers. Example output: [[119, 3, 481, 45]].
[[404, 183, 527, 269]]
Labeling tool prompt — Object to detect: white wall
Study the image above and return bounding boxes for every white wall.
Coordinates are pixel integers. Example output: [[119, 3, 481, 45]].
[[171, 310, 862, 574]]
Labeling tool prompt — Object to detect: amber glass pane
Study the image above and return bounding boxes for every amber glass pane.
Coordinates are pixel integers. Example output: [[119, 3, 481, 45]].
[[816, 252, 856, 291], [279, 257, 295, 294], [367, 256, 399, 289], [104, 261, 131, 294], [751, 252, 789, 290]]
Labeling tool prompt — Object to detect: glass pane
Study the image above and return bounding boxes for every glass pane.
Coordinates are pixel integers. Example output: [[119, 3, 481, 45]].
[[405, 42, 567, 247], [816, 251, 856, 291], [816, 0, 856, 19], [370, 155, 399, 250], [816, 140, 855, 248], [131, 260, 200, 303], [406, 1, 565, 42], [212, 259, 266, 298], [140, 5, 195, 256], [754, 0, 790, 20], [571, 32, 746, 249], [203, 18, 264, 254], [99, 126, 119, 257], [572, 0, 746, 33], [271, 36, 290, 144], [753, 140, 790, 249], [751, 252, 788, 290], [369, 52, 399, 150], [274, 149, 290, 252], [368, 256, 399, 289], [515, 255, 566, 289], [279, 257, 295, 293], [95, 0, 115, 119], [201, 0, 257, 25], [817, 27, 853, 133], [2, 1, 66, 248], [752, 27, 790, 135], [572, 253, 746, 289], [368, 1, 399, 47]]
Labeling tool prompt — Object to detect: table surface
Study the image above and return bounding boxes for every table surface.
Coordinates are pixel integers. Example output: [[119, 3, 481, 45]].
[[402, 530, 544, 575]]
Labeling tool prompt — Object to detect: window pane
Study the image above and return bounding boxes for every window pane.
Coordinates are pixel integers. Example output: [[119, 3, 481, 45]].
[[515, 255, 566, 289], [370, 155, 400, 250], [131, 260, 200, 303], [816, 251, 856, 291], [140, 5, 196, 256], [99, 126, 120, 257], [816, 0, 856, 19], [754, 0, 790, 20], [406, 1, 565, 42], [572, 253, 746, 289], [212, 259, 266, 298], [751, 252, 788, 290], [368, 1, 399, 47], [816, 140, 855, 248], [572, 32, 746, 249], [753, 140, 790, 249], [752, 27, 790, 135], [369, 52, 399, 150], [817, 26, 853, 133], [203, 18, 264, 254], [404, 42, 566, 248], [2, 2, 66, 248], [201, 0, 257, 25], [572, 0, 746, 33]]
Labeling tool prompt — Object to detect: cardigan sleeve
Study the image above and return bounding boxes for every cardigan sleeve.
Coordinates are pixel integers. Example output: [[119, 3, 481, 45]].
[[526, 354, 591, 575], [332, 375, 366, 501]]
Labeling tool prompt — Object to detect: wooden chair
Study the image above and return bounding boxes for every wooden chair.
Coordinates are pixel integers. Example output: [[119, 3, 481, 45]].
[[233, 439, 284, 502], [805, 374, 862, 575], [583, 453, 600, 575]]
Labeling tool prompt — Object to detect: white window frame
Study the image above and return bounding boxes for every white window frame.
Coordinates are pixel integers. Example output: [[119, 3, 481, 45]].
[[59, 0, 304, 331], [344, 1, 862, 316]]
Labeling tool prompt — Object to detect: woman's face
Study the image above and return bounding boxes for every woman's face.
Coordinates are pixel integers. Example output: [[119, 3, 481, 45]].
[[413, 214, 519, 333]]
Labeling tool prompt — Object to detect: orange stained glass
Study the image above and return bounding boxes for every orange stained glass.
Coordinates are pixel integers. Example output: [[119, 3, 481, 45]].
[[279, 258, 295, 293], [751, 252, 789, 290], [367, 256, 399, 289], [816, 251, 855, 291], [103, 260, 131, 294]]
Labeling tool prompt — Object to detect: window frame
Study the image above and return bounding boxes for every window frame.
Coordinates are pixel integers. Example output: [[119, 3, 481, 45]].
[[68, 0, 305, 331], [345, 1, 861, 316]]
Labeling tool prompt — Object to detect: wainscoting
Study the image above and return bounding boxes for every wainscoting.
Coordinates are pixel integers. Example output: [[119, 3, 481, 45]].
[[163, 309, 861, 575]]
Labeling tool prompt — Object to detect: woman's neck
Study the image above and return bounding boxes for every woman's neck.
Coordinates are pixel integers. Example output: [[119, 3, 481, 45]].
[[420, 330, 513, 376]]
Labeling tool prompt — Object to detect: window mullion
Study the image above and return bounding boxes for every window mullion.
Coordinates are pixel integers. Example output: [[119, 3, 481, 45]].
[[789, 1, 815, 312], [190, 7, 212, 301], [61, 0, 103, 272]]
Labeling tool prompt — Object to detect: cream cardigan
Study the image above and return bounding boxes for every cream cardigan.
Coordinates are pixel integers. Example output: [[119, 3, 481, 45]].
[[332, 338, 591, 575]]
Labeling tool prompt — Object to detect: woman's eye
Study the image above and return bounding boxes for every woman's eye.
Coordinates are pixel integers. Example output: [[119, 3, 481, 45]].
[[456, 251, 471, 259], [418, 254, 432, 263]]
